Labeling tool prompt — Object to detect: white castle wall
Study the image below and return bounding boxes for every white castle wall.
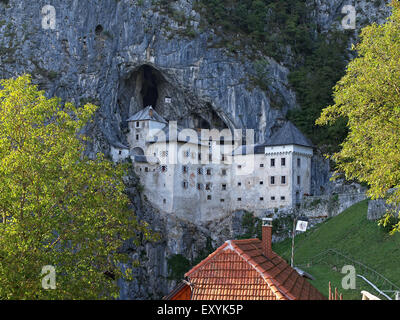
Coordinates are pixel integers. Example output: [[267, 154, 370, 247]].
[[126, 119, 313, 223]]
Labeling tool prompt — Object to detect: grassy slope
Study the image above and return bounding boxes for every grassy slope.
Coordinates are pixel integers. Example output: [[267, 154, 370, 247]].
[[272, 200, 400, 300]]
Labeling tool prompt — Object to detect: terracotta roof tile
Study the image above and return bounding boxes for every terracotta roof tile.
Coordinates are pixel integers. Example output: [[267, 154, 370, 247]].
[[185, 239, 326, 300]]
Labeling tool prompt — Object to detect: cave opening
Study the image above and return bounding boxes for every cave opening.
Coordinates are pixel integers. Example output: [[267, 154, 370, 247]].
[[95, 24, 103, 35], [141, 65, 159, 108]]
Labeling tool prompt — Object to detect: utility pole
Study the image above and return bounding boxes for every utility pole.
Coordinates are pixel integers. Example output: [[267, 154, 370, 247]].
[[291, 216, 296, 267]]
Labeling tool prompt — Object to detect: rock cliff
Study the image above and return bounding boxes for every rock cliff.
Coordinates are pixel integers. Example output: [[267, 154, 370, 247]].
[[0, 0, 391, 299]]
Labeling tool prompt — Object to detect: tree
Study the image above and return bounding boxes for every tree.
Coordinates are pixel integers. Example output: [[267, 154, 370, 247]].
[[0, 75, 154, 299], [316, 1, 400, 234]]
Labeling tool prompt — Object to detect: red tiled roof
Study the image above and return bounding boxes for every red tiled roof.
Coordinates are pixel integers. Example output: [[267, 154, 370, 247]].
[[163, 281, 191, 300], [185, 239, 326, 300]]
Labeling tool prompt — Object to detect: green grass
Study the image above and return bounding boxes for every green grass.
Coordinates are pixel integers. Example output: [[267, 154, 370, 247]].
[[272, 200, 400, 300]]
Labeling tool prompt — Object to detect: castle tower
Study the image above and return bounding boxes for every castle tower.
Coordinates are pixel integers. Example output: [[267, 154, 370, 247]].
[[126, 106, 167, 156]]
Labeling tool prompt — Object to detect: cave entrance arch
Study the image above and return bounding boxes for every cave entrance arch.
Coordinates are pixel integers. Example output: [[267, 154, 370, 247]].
[[140, 65, 159, 108]]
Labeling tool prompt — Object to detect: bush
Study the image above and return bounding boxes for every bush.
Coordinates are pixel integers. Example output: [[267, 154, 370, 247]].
[[167, 255, 191, 280], [379, 214, 400, 234]]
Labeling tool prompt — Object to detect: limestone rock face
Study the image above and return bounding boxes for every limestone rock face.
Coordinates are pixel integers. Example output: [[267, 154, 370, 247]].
[[0, 0, 391, 299]]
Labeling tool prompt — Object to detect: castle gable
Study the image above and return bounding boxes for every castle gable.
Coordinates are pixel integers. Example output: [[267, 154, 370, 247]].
[[127, 106, 167, 124]]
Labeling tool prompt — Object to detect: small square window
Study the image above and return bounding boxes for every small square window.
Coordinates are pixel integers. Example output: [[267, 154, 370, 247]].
[[183, 166, 188, 173], [220, 199, 225, 203], [197, 183, 203, 190], [197, 168, 203, 175], [281, 176, 286, 184], [271, 196, 276, 201], [297, 176, 301, 185], [270, 176, 275, 185], [136, 134, 139, 141], [183, 181, 188, 189], [260, 181, 264, 185], [281, 196, 286, 200], [145, 167, 149, 172], [207, 195, 212, 200], [222, 169, 227, 176], [163, 199, 166, 204], [260, 163, 264, 168], [206, 168, 212, 176], [297, 158, 301, 168], [260, 197, 264, 201], [238, 182, 242, 186], [281, 158, 286, 166], [135, 121, 140, 128], [222, 184, 227, 191], [271, 159, 275, 167], [206, 183, 212, 191], [237, 198, 242, 202]]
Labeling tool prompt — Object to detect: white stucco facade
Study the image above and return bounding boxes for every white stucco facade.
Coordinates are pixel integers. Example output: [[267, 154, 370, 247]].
[[122, 107, 314, 222]]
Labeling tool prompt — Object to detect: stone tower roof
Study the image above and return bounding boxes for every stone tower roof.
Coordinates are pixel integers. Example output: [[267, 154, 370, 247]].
[[232, 121, 313, 155], [127, 106, 167, 124], [265, 121, 313, 148]]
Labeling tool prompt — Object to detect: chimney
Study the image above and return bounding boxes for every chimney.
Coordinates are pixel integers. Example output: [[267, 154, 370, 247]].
[[149, 107, 153, 117], [261, 217, 273, 258]]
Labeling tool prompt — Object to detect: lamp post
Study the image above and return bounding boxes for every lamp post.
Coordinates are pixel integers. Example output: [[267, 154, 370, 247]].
[[290, 215, 309, 267]]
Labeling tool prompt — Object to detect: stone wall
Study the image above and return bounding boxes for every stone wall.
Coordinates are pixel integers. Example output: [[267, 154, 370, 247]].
[[367, 198, 399, 221], [300, 192, 367, 222]]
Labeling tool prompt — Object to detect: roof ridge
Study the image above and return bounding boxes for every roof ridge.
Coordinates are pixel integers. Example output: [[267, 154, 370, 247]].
[[229, 241, 294, 300], [185, 237, 326, 300]]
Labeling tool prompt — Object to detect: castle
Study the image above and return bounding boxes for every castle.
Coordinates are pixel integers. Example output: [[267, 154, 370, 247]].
[[111, 106, 314, 222]]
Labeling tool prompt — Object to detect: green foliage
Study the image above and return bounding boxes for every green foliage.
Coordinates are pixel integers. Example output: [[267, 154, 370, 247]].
[[272, 215, 293, 236], [307, 198, 322, 208], [239, 211, 262, 239], [379, 213, 400, 235], [316, 1, 400, 234], [287, 32, 350, 152], [195, 0, 354, 150], [167, 237, 214, 281], [191, 237, 214, 266], [197, 0, 313, 60], [47, 71, 58, 80], [167, 255, 191, 281], [136, 181, 145, 193], [251, 59, 272, 92], [0, 75, 155, 299]]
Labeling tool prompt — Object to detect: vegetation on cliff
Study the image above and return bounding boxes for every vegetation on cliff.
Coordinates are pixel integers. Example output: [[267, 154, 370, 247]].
[[192, 0, 352, 151]]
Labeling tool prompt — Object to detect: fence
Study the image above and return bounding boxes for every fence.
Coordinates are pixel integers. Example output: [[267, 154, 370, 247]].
[[296, 248, 400, 300]]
